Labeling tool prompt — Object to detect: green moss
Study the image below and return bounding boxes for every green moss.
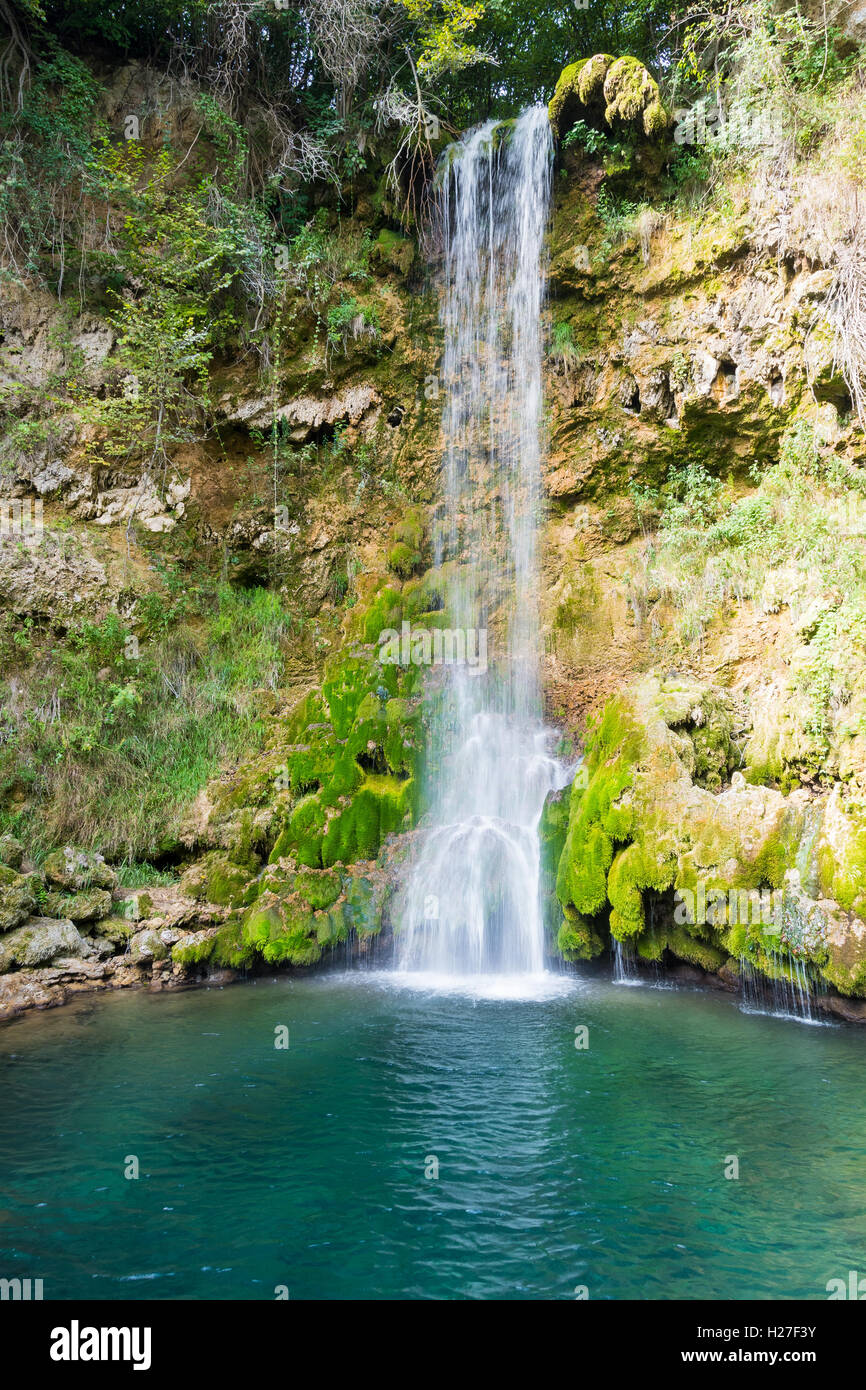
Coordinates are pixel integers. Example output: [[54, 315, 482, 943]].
[[323, 651, 380, 739], [608, 841, 675, 940], [180, 851, 253, 905], [362, 586, 403, 644], [818, 806, 866, 921], [172, 931, 219, 968], [295, 868, 341, 910], [282, 793, 329, 868], [372, 229, 415, 276], [555, 699, 643, 917], [549, 53, 668, 142], [343, 871, 387, 937], [392, 509, 424, 554], [388, 541, 421, 579], [557, 905, 604, 960], [548, 58, 590, 136], [321, 775, 413, 867], [578, 53, 614, 105], [665, 923, 727, 972]]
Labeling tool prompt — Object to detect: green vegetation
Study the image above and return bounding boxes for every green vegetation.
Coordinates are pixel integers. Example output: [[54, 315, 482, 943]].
[[0, 583, 302, 861]]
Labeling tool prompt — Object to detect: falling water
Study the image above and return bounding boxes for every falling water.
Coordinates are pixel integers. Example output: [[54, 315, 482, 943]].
[[612, 938, 640, 986], [396, 108, 570, 980], [739, 951, 823, 1025]]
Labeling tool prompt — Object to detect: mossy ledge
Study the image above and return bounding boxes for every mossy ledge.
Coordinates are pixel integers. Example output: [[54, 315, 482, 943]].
[[553, 675, 866, 1000]]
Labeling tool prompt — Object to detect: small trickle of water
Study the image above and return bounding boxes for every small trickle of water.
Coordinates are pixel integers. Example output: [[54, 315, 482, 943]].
[[396, 108, 569, 979], [612, 937, 640, 986], [739, 951, 824, 1025]]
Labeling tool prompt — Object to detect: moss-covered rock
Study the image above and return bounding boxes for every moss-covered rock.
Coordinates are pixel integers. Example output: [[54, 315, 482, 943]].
[[603, 56, 668, 137], [371, 228, 415, 277], [0, 917, 84, 972], [0, 834, 24, 870], [554, 675, 813, 975], [180, 852, 254, 906], [42, 847, 117, 893], [294, 867, 341, 910], [549, 53, 669, 142], [114, 890, 154, 922], [0, 867, 39, 932], [44, 887, 112, 923], [93, 916, 135, 948]]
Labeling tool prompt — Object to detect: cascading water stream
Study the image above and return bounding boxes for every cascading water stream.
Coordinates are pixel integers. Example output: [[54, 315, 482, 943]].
[[395, 107, 570, 982], [739, 951, 822, 1025]]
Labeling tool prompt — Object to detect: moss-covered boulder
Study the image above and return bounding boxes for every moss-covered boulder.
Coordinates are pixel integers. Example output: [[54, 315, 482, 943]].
[[603, 57, 668, 136], [549, 53, 669, 142], [42, 847, 117, 893], [93, 916, 135, 949], [0, 917, 85, 972], [0, 834, 24, 870], [180, 852, 256, 906], [44, 887, 112, 923], [0, 867, 39, 932]]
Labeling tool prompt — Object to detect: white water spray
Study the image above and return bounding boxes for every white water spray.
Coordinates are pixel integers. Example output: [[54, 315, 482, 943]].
[[396, 108, 569, 981]]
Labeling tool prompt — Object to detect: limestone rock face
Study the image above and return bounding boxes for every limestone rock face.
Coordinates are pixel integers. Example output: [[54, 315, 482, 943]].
[[554, 675, 866, 996], [222, 384, 381, 441], [0, 534, 109, 623]]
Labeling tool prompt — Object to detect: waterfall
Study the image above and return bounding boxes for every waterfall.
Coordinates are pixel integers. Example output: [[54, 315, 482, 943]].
[[612, 938, 640, 985], [739, 951, 822, 1025], [395, 107, 569, 980]]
